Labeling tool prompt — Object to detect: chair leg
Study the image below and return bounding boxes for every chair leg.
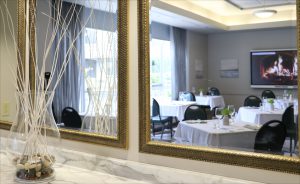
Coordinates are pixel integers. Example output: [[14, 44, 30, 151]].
[[152, 123, 155, 136], [290, 137, 292, 156], [170, 120, 173, 138], [161, 124, 165, 140]]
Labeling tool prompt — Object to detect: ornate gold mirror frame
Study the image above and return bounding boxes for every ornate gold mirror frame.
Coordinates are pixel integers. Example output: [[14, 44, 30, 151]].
[[138, 0, 300, 173], [0, 0, 128, 149]]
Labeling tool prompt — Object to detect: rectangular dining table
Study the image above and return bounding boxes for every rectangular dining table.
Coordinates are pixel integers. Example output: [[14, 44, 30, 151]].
[[174, 119, 258, 149], [195, 95, 225, 110]]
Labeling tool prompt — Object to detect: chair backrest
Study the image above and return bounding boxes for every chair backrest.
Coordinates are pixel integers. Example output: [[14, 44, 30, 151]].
[[244, 95, 261, 107], [152, 98, 160, 117], [254, 120, 286, 154], [184, 105, 207, 120], [61, 107, 82, 128], [282, 105, 295, 131], [261, 90, 276, 99], [182, 91, 196, 101], [207, 87, 220, 96]]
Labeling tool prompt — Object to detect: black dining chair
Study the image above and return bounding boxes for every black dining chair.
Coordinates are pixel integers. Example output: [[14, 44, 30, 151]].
[[261, 90, 276, 99], [61, 107, 82, 128], [282, 105, 297, 156], [183, 105, 207, 121], [179, 91, 196, 101], [151, 98, 173, 139], [244, 95, 261, 107], [254, 120, 286, 154], [207, 87, 220, 96]]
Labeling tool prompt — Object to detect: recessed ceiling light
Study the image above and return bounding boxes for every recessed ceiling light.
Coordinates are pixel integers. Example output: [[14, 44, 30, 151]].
[[253, 10, 277, 18]]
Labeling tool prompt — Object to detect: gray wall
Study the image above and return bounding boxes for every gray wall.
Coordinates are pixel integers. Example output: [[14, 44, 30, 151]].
[[186, 30, 208, 92], [36, 0, 53, 72], [207, 28, 297, 108]]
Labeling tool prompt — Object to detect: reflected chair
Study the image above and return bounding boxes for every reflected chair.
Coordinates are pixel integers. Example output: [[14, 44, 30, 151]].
[[254, 120, 286, 154], [180, 91, 196, 101], [61, 107, 82, 128], [183, 105, 207, 121], [151, 99, 173, 139], [282, 105, 297, 156], [261, 90, 276, 99], [207, 87, 220, 96], [244, 95, 261, 107]]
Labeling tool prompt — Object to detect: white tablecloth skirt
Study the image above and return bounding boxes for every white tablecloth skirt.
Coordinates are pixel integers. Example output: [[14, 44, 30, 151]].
[[174, 120, 257, 149]]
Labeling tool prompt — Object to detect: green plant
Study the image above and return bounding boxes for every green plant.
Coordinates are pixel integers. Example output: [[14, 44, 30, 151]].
[[267, 98, 274, 104], [221, 108, 231, 116], [198, 88, 204, 93]]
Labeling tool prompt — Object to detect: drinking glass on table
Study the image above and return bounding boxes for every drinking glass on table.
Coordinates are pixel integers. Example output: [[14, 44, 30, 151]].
[[228, 105, 235, 124], [214, 107, 223, 129], [178, 91, 184, 101]]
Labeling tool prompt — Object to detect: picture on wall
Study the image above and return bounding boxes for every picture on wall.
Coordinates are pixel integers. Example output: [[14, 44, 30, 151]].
[[219, 59, 239, 78]]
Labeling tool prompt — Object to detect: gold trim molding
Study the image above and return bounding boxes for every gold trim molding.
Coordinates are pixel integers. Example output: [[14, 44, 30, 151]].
[[138, 0, 300, 174], [0, 0, 128, 149]]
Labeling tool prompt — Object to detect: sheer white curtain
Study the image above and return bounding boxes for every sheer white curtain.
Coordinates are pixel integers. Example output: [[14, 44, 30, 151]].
[[171, 27, 187, 100]]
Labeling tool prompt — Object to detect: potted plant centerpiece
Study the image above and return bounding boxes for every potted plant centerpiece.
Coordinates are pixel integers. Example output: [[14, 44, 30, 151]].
[[198, 88, 204, 96], [266, 98, 275, 111], [221, 108, 231, 126]]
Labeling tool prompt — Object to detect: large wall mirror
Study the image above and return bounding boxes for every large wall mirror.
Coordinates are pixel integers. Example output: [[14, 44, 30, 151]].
[[0, 0, 128, 148], [139, 0, 300, 173]]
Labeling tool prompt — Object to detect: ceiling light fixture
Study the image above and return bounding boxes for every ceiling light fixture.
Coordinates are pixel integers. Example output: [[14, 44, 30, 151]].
[[253, 0, 277, 18], [253, 9, 277, 18]]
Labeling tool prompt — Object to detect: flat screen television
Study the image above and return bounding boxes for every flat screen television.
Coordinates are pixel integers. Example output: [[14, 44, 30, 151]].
[[250, 49, 297, 88]]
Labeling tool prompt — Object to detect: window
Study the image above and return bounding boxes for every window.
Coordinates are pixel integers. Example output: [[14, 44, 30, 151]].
[[150, 38, 172, 100], [79, 28, 118, 116]]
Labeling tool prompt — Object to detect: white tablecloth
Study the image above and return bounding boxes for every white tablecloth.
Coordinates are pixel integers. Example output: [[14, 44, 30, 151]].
[[158, 100, 197, 121], [236, 106, 297, 125], [264, 99, 298, 110], [195, 95, 225, 110], [174, 120, 257, 149]]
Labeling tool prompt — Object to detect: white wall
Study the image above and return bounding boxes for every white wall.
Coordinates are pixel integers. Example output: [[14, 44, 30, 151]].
[[0, 0, 17, 122], [0, 1, 299, 183], [186, 30, 208, 92], [207, 28, 297, 108]]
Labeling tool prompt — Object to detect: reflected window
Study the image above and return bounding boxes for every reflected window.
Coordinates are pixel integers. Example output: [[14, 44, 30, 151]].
[[80, 28, 118, 114], [150, 38, 172, 99]]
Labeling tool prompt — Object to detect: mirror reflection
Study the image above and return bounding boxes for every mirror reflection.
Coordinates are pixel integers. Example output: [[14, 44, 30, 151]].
[[0, 0, 18, 124], [150, 0, 298, 157], [35, 0, 118, 136]]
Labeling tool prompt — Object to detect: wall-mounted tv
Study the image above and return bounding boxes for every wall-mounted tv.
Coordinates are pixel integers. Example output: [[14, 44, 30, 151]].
[[251, 49, 297, 88]]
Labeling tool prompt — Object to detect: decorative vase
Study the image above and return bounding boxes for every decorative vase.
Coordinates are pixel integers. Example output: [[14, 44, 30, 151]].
[[222, 115, 230, 126], [200, 91, 203, 96], [266, 103, 274, 111], [289, 94, 293, 101], [6, 91, 60, 182]]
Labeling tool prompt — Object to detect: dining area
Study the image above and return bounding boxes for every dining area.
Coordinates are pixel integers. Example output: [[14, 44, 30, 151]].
[[151, 88, 298, 157]]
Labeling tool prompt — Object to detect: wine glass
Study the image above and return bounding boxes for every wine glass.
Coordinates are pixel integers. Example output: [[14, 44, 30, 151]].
[[178, 91, 183, 101], [215, 107, 223, 129], [227, 105, 235, 124]]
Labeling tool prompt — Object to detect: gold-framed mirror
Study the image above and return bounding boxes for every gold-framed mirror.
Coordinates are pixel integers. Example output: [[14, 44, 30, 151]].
[[0, 0, 128, 148], [139, 0, 300, 173]]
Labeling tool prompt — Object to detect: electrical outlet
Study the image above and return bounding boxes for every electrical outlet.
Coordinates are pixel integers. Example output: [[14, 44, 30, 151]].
[[2, 102, 10, 117]]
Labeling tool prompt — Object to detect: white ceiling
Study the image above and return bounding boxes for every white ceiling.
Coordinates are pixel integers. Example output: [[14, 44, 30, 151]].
[[151, 0, 296, 33], [228, 0, 296, 9]]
